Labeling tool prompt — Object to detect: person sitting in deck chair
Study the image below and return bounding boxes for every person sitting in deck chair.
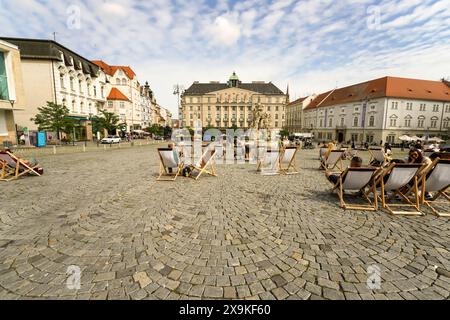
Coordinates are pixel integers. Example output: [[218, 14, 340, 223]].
[[326, 156, 363, 185]]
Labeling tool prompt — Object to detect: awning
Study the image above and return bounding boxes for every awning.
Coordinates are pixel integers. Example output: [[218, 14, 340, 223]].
[[399, 135, 412, 141], [132, 130, 145, 134]]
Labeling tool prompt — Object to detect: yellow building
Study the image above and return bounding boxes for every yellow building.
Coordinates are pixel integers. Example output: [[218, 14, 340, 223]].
[[181, 72, 288, 130], [0, 40, 25, 146]]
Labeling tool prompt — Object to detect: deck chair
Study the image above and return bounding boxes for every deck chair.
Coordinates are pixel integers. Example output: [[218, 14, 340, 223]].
[[420, 158, 450, 217], [189, 149, 217, 180], [257, 149, 280, 175], [0, 151, 42, 182], [369, 147, 387, 167], [279, 147, 299, 175], [333, 167, 380, 211], [374, 163, 424, 216], [157, 148, 184, 181], [319, 147, 329, 161], [320, 150, 345, 171]]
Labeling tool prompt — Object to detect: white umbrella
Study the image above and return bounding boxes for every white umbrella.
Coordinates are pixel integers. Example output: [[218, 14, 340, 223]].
[[399, 135, 412, 141], [411, 136, 421, 141], [429, 136, 444, 143]]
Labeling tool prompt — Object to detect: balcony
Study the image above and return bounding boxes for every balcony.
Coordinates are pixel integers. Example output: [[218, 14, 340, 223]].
[[336, 125, 347, 130]]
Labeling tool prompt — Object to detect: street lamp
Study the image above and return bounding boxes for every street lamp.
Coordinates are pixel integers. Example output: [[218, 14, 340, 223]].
[[9, 99, 19, 146]]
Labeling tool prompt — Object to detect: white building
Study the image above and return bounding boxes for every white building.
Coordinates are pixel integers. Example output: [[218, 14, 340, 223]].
[[1, 37, 108, 141], [93, 60, 146, 133], [303, 76, 450, 144]]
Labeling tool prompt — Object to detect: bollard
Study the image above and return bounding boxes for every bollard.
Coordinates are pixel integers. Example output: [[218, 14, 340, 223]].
[[53, 146, 57, 155], [104, 145, 107, 150], [83, 144, 86, 152]]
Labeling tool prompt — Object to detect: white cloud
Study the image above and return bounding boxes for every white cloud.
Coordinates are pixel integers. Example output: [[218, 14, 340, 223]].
[[0, 0, 448, 116]]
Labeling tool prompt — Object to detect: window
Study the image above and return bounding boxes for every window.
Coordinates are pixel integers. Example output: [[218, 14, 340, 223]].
[[319, 119, 323, 127], [122, 79, 127, 85], [0, 52, 8, 100], [116, 79, 121, 85], [60, 74, 65, 89], [93, 86, 97, 97], [80, 102, 84, 114], [369, 116, 375, 127], [419, 103, 426, 111], [275, 122, 279, 127], [108, 101, 113, 108], [101, 86, 105, 98], [443, 118, 449, 129], [70, 77, 74, 91], [120, 102, 125, 109], [340, 118, 345, 126], [391, 102, 398, 110], [418, 117, 425, 128], [404, 117, 411, 127], [406, 102, 413, 110], [216, 106, 221, 112], [351, 133, 358, 142], [72, 100, 76, 112], [445, 105, 450, 113], [353, 117, 358, 127], [433, 104, 439, 112], [389, 117, 397, 127], [329, 118, 333, 127], [79, 80, 83, 93], [430, 117, 438, 128], [327, 133, 333, 140]]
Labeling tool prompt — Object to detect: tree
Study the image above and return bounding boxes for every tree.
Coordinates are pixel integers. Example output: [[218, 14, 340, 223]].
[[31, 102, 73, 142], [96, 109, 120, 135], [163, 126, 172, 137], [146, 124, 162, 136], [280, 129, 290, 138]]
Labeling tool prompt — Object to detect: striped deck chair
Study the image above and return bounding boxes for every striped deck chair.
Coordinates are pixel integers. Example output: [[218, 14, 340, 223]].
[[420, 158, 450, 217], [374, 163, 425, 216], [279, 147, 299, 175], [157, 148, 184, 181], [333, 167, 380, 211], [320, 150, 345, 172], [189, 149, 217, 180], [0, 151, 42, 182]]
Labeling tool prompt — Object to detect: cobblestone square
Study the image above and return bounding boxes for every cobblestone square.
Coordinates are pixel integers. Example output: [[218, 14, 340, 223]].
[[1, 145, 449, 300]]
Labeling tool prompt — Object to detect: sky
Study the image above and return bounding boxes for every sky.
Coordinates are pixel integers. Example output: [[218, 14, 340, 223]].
[[1, 0, 449, 117]]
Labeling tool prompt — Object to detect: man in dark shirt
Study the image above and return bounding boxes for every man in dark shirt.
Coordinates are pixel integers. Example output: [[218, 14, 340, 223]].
[[326, 156, 363, 185]]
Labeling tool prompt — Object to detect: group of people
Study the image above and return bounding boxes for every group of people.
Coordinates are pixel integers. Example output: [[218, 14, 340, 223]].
[[324, 143, 449, 200]]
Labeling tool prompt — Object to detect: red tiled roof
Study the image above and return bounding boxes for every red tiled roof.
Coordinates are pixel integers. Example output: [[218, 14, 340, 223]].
[[107, 88, 130, 101], [304, 76, 450, 111], [92, 60, 136, 80]]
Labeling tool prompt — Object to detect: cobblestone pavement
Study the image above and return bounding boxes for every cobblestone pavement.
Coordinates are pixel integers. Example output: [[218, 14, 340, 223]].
[[1, 145, 449, 300]]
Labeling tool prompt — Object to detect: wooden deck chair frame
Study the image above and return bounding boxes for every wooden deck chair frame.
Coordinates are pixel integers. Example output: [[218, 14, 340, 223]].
[[0, 151, 42, 182], [374, 163, 424, 216], [419, 158, 450, 217], [320, 150, 345, 172], [189, 149, 217, 180], [156, 148, 184, 181], [368, 147, 387, 167], [279, 147, 299, 175], [333, 167, 380, 211]]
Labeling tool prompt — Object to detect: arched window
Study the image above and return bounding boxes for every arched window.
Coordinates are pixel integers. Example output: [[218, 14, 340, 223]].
[[72, 100, 76, 112], [404, 115, 412, 127], [430, 116, 438, 128], [116, 79, 121, 85], [80, 102, 84, 114], [122, 78, 127, 85], [389, 115, 397, 127], [417, 116, 425, 128]]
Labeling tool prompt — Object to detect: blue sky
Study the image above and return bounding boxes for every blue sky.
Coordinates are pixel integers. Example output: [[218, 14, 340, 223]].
[[1, 0, 449, 116]]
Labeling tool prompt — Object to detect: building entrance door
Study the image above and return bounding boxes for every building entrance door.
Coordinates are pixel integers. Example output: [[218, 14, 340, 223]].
[[337, 131, 345, 143]]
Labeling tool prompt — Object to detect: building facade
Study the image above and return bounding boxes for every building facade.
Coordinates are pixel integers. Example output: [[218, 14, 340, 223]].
[[303, 76, 450, 144], [181, 72, 288, 130], [93, 60, 146, 133], [285, 95, 316, 134], [0, 40, 26, 145], [1, 37, 107, 141]]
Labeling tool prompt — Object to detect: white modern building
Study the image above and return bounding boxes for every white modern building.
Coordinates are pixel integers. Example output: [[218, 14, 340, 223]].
[[303, 76, 450, 144], [1, 37, 108, 141]]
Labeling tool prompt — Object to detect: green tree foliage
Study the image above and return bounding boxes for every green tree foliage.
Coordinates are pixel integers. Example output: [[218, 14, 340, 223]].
[[96, 108, 120, 135], [31, 102, 74, 141]]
